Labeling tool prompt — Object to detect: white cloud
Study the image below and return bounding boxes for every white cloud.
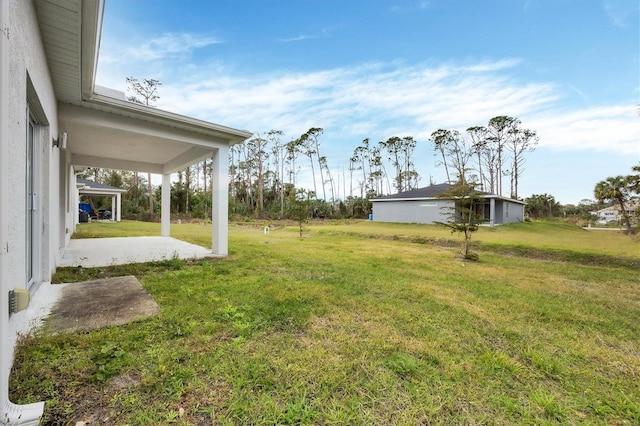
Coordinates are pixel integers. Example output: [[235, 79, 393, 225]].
[[603, 0, 639, 29], [278, 34, 317, 42], [152, 60, 561, 144], [527, 105, 640, 154], [101, 32, 222, 64], [97, 55, 639, 169]]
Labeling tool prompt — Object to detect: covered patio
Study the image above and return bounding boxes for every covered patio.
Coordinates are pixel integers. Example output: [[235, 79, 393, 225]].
[[59, 89, 251, 256], [59, 236, 215, 268]]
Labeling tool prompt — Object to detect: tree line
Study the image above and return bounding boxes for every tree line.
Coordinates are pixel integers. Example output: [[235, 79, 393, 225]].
[[89, 76, 633, 227], [229, 115, 539, 219], [82, 115, 543, 221]]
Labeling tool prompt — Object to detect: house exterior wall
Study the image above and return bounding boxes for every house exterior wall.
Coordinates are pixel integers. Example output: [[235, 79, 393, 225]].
[[372, 198, 525, 225], [493, 199, 524, 224], [372, 199, 453, 224], [7, 0, 59, 290], [2, 0, 61, 422]]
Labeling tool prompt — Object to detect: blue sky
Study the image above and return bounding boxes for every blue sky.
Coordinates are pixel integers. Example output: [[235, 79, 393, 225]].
[[96, 0, 639, 205]]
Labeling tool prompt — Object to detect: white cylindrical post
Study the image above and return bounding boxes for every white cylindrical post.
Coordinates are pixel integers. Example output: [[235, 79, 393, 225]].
[[161, 173, 171, 236], [211, 146, 229, 255]]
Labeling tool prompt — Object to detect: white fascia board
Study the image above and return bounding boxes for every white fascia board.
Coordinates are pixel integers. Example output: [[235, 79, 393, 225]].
[[81, 0, 103, 100], [79, 187, 127, 195], [81, 94, 253, 145]]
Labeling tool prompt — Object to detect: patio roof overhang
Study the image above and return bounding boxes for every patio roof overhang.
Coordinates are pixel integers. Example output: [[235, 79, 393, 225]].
[[59, 96, 251, 175]]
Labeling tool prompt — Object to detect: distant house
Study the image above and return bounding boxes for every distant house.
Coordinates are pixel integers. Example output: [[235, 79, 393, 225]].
[[370, 183, 525, 226], [592, 201, 639, 224], [77, 178, 127, 221]]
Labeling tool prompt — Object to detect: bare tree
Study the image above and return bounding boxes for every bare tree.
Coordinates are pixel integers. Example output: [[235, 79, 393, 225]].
[[247, 134, 270, 214], [267, 130, 286, 218], [286, 138, 302, 188], [466, 126, 488, 190], [305, 127, 331, 200], [430, 129, 453, 183], [351, 139, 371, 197], [507, 127, 538, 199], [126, 77, 162, 218], [430, 129, 475, 184], [486, 116, 519, 196], [381, 136, 417, 192]]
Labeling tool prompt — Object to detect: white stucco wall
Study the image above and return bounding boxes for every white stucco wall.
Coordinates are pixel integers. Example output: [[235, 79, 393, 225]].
[[2, 1, 60, 423], [7, 0, 59, 290]]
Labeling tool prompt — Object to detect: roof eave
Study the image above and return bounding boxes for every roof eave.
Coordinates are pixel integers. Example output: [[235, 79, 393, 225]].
[[371, 194, 527, 205], [39, 0, 252, 145], [81, 0, 103, 101], [69, 94, 253, 144], [371, 197, 440, 202]]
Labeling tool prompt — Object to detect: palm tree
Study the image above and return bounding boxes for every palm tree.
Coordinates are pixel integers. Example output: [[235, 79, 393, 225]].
[[594, 176, 633, 233]]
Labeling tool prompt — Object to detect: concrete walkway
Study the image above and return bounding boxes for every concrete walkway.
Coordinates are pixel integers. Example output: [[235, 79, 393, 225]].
[[59, 236, 215, 268], [45, 276, 160, 334]]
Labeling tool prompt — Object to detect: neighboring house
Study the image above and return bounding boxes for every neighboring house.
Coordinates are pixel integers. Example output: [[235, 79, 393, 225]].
[[77, 178, 127, 221], [370, 183, 525, 226], [0, 1, 251, 423], [592, 201, 639, 224]]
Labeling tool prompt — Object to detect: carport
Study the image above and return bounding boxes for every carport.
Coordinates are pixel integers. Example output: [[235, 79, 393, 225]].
[[77, 178, 126, 221]]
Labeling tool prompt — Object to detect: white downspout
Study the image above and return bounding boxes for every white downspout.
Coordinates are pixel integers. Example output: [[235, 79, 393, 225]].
[[0, 1, 45, 424]]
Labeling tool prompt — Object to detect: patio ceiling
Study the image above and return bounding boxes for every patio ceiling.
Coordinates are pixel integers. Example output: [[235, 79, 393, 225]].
[[59, 96, 251, 174], [35, 0, 251, 174]]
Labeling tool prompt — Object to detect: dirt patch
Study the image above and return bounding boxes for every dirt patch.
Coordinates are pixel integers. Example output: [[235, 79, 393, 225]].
[[45, 276, 160, 334]]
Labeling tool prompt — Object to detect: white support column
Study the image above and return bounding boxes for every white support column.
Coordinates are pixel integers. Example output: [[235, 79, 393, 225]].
[[116, 192, 122, 222], [489, 197, 496, 227], [110, 195, 115, 220], [72, 174, 79, 229], [211, 146, 229, 255], [161, 173, 171, 236]]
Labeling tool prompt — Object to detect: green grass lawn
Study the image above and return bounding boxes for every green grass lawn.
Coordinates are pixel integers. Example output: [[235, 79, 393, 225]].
[[10, 220, 640, 425]]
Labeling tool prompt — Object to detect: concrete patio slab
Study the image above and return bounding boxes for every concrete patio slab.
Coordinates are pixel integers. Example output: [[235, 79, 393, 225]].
[[59, 236, 214, 268], [44, 276, 159, 334]]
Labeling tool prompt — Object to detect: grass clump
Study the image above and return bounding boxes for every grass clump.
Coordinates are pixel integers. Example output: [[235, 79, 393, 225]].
[[9, 220, 640, 425]]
